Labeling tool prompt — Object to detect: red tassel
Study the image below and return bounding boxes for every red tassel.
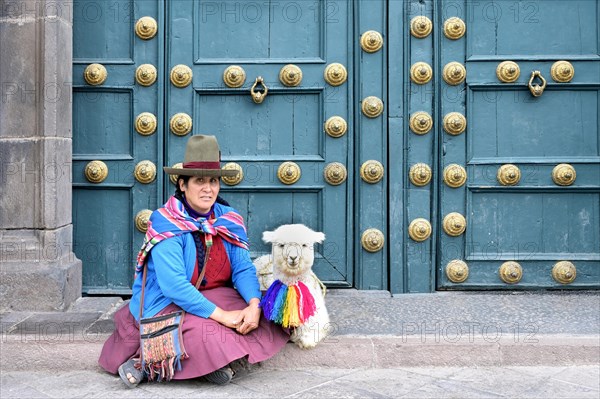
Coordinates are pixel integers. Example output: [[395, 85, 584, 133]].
[[298, 281, 316, 321]]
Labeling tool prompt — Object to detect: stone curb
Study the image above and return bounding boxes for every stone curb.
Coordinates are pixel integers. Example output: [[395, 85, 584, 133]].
[[2, 334, 598, 372], [2, 292, 598, 372]]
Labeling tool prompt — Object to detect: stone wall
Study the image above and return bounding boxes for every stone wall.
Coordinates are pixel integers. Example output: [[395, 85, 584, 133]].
[[0, 0, 81, 311]]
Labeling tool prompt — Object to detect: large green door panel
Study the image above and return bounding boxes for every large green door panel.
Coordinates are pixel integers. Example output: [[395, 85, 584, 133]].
[[71, 1, 598, 294], [437, 0, 600, 289], [72, 0, 162, 293], [71, 1, 392, 293], [165, 0, 355, 287]]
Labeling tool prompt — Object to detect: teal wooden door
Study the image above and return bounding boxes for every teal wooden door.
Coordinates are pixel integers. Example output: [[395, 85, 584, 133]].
[[72, 0, 365, 292], [165, 0, 354, 287], [72, 1, 599, 294], [72, 0, 163, 293], [436, 0, 600, 289]]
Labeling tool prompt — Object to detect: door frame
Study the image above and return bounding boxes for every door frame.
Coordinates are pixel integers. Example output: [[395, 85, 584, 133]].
[[388, 0, 437, 294], [354, 0, 390, 291]]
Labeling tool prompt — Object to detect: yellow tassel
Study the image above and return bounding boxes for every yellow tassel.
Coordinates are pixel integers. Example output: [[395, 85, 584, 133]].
[[287, 287, 300, 327], [282, 290, 290, 327]]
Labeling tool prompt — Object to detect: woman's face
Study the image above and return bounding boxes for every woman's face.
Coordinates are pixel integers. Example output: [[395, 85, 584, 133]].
[[179, 176, 220, 214]]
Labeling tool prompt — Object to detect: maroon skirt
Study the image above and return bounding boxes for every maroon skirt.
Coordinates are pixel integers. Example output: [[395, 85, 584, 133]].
[[98, 287, 289, 379]]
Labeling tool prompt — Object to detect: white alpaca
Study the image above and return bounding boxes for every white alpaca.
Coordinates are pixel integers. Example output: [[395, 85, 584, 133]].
[[253, 224, 330, 349]]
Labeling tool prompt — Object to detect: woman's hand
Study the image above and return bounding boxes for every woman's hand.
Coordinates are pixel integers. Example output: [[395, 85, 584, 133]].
[[209, 308, 242, 329], [232, 298, 261, 335]]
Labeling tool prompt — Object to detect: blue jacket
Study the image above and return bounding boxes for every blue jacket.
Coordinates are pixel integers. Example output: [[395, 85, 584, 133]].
[[129, 203, 261, 320]]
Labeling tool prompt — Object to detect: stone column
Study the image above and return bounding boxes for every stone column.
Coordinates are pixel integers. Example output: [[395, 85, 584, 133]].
[[0, 0, 81, 311]]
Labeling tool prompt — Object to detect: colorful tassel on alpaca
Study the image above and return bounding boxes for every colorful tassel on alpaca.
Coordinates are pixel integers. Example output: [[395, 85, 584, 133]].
[[260, 280, 283, 319], [298, 281, 316, 323], [260, 280, 316, 328], [272, 285, 288, 324]]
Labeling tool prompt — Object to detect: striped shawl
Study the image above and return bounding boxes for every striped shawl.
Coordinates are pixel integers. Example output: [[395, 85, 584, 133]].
[[134, 196, 249, 278]]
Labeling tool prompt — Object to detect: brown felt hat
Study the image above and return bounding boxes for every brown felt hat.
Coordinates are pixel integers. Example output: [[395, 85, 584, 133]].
[[163, 135, 239, 177]]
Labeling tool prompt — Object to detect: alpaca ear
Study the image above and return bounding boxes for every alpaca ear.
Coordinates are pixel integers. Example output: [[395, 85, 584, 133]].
[[313, 232, 326, 244], [262, 231, 276, 243]]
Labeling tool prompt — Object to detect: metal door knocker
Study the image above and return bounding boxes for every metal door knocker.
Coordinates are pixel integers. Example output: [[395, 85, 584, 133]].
[[250, 76, 268, 104], [528, 70, 547, 97]]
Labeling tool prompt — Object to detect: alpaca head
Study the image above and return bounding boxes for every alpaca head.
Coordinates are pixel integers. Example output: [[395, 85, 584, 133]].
[[262, 224, 325, 277]]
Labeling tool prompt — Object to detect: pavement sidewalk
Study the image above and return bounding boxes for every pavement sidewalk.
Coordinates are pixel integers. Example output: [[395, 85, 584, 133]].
[[1, 290, 599, 398], [2, 365, 599, 398]]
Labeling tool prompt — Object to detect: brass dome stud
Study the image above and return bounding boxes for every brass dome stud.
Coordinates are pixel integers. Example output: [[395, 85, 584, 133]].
[[324, 116, 348, 138], [324, 63, 347, 86], [410, 16, 433, 38], [223, 65, 246, 88], [134, 160, 156, 184], [361, 228, 385, 252], [552, 261, 577, 284], [499, 261, 523, 284], [168, 163, 183, 185], [409, 112, 433, 135], [497, 164, 521, 186], [84, 160, 108, 183], [169, 113, 193, 136], [279, 64, 303, 87], [443, 112, 466, 135], [443, 164, 467, 188], [444, 17, 466, 39], [443, 62, 466, 85], [410, 62, 433, 84], [360, 30, 384, 53], [361, 96, 384, 118], [135, 209, 153, 233], [496, 61, 520, 83], [136, 64, 157, 86], [446, 260, 469, 283], [409, 163, 432, 187], [277, 162, 301, 185], [170, 65, 193, 88], [323, 162, 347, 186], [551, 61, 574, 83], [443, 212, 466, 236], [360, 160, 384, 184], [84, 63, 107, 86], [408, 218, 432, 242], [135, 16, 158, 40], [221, 163, 244, 186], [135, 112, 157, 136], [552, 164, 576, 186]]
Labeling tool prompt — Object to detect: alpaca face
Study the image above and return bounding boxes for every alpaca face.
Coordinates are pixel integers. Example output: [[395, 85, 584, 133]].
[[262, 224, 325, 278], [272, 241, 314, 276]]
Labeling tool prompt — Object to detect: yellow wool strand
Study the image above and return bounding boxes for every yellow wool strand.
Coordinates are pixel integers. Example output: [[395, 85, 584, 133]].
[[282, 286, 301, 328], [281, 291, 290, 328], [287, 287, 301, 327]]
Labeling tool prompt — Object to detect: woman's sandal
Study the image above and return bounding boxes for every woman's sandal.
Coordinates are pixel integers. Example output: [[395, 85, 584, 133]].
[[118, 359, 144, 388], [203, 366, 234, 385]]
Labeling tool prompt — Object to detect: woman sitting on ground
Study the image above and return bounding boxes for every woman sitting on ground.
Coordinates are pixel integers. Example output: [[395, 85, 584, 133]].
[[98, 135, 289, 387]]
